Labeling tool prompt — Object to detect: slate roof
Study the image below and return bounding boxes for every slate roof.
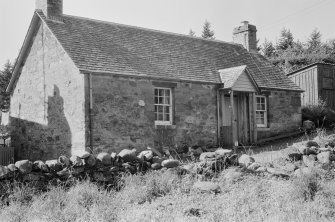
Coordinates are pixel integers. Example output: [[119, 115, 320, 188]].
[[37, 11, 301, 91]]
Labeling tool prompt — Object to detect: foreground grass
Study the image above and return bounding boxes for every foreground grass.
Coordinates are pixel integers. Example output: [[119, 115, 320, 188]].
[[1, 167, 335, 222]]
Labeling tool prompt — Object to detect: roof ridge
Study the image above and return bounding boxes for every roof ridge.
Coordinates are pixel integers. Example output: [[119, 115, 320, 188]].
[[62, 13, 242, 47]]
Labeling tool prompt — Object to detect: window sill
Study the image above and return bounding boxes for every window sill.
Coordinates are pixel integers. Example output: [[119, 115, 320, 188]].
[[154, 124, 176, 129], [257, 127, 270, 131]]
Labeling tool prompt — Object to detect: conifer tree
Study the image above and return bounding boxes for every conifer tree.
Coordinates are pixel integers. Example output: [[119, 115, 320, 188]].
[[201, 20, 215, 39]]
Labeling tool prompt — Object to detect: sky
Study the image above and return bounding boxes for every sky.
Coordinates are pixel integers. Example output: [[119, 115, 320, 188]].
[[0, 0, 335, 67]]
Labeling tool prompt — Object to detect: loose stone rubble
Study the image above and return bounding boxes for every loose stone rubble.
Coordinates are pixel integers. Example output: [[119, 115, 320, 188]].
[[1, 135, 335, 187]]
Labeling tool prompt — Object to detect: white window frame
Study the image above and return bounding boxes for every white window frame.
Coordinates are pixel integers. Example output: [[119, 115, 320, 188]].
[[256, 95, 267, 127], [154, 87, 173, 125]]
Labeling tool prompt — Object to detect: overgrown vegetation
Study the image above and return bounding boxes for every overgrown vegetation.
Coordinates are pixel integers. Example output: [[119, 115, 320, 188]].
[[1, 163, 335, 221], [301, 98, 335, 128]]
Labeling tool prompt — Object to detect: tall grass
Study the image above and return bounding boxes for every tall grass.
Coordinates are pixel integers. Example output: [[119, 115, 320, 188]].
[[1, 166, 335, 221]]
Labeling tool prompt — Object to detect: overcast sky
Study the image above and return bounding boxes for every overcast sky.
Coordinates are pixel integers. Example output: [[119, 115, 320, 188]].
[[0, 0, 334, 67]]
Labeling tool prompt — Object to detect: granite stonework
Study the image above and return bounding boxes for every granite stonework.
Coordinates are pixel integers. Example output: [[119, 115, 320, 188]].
[[257, 90, 302, 140], [10, 22, 86, 161], [91, 75, 218, 153]]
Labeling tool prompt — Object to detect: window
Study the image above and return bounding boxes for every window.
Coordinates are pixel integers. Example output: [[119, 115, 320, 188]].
[[154, 87, 172, 125], [256, 96, 267, 127]]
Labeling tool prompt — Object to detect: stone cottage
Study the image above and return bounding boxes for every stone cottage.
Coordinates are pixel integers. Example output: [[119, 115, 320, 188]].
[[6, 0, 303, 160]]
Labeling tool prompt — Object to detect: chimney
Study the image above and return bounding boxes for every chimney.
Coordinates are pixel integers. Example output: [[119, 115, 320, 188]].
[[36, 0, 63, 19], [233, 21, 257, 53]]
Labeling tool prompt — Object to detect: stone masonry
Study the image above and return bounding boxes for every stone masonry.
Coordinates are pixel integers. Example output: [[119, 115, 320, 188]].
[[10, 22, 86, 161], [91, 75, 218, 153], [257, 90, 301, 140]]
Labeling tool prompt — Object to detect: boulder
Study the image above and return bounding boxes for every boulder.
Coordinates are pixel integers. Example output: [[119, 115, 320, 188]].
[[57, 168, 70, 177], [151, 163, 162, 170], [266, 167, 290, 178], [247, 162, 261, 171], [161, 159, 180, 168], [215, 148, 233, 157], [97, 152, 112, 165], [58, 156, 70, 167], [75, 150, 91, 159], [137, 150, 153, 161], [70, 155, 84, 167], [190, 147, 203, 156], [193, 181, 220, 193], [298, 146, 317, 155], [0, 166, 9, 179], [33, 161, 49, 173], [122, 163, 137, 174], [302, 155, 317, 167], [45, 160, 62, 172], [317, 151, 331, 164], [256, 166, 267, 172], [83, 154, 96, 167], [118, 149, 137, 162], [288, 153, 302, 161], [238, 154, 255, 168], [318, 148, 331, 152], [152, 157, 166, 164], [282, 163, 297, 172], [306, 141, 319, 148], [7, 164, 18, 172], [15, 160, 33, 174], [199, 152, 216, 162]]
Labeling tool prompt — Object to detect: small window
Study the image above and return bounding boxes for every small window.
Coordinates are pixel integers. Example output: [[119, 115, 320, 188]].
[[256, 96, 267, 127], [154, 87, 172, 125]]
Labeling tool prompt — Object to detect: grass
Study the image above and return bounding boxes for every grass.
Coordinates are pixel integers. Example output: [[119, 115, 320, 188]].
[[1, 167, 335, 221], [2, 129, 335, 221]]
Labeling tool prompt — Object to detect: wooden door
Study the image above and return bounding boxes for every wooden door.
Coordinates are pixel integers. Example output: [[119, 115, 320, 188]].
[[221, 92, 250, 146]]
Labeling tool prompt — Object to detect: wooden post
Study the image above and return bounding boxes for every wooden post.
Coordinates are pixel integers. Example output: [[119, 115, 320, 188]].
[[252, 92, 257, 143], [217, 90, 221, 146], [231, 90, 237, 146]]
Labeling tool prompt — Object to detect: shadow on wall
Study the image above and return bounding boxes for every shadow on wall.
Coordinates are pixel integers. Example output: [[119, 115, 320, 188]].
[[10, 85, 71, 161]]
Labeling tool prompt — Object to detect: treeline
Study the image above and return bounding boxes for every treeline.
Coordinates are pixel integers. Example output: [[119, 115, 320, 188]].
[[261, 28, 335, 74], [0, 60, 13, 111]]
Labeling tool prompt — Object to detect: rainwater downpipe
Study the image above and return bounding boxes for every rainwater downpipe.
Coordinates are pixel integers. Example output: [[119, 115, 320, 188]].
[[89, 73, 93, 151]]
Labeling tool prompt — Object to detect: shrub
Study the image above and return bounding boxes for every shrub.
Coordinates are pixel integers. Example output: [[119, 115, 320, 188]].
[[301, 98, 335, 128]]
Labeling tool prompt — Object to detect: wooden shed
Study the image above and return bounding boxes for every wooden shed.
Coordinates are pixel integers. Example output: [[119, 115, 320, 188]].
[[288, 63, 335, 110]]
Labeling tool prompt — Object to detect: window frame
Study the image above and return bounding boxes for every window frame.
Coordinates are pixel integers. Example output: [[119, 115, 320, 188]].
[[154, 87, 173, 126], [256, 95, 267, 128]]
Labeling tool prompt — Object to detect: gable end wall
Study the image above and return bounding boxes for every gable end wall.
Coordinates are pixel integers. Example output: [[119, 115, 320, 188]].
[[10, 22, 86, 161]]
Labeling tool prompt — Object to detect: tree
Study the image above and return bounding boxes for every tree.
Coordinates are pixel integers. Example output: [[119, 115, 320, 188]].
[[201, 20, 215, 39], [307, 29, 322, 51], [189, 29, 196, 37], [0, 60, 14, 111], [261, 39, 275, 57], [276, 28, 294, 51]]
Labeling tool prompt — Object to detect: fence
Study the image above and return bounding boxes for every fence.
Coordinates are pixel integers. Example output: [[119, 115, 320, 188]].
[[0, 145, 14, 165]]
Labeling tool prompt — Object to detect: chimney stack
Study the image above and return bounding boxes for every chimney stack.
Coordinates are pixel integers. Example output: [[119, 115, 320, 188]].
[[233, 21, 257, 53], [36, 0, 63, 19]]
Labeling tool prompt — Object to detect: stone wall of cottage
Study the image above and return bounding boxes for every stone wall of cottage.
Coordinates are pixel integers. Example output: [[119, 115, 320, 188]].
[[91, 75, 218, 153], [9, 22, 86, 161], [257, 90, 302, 140]]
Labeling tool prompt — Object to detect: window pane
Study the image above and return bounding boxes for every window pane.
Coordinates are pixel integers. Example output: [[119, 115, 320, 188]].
[[158, 106, 163, 113], [158, 113, 163, 121], [158, 89, 164, 97], [165, 96, 170, 105], [165, 113, 170, 121], [158, 97, 163, 104], [261, 103, 265, 110], [154, 106, 158, 112], [154, 89, 158, 96], [154, 97, 158, 104], [165, 106, 170, 114]]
